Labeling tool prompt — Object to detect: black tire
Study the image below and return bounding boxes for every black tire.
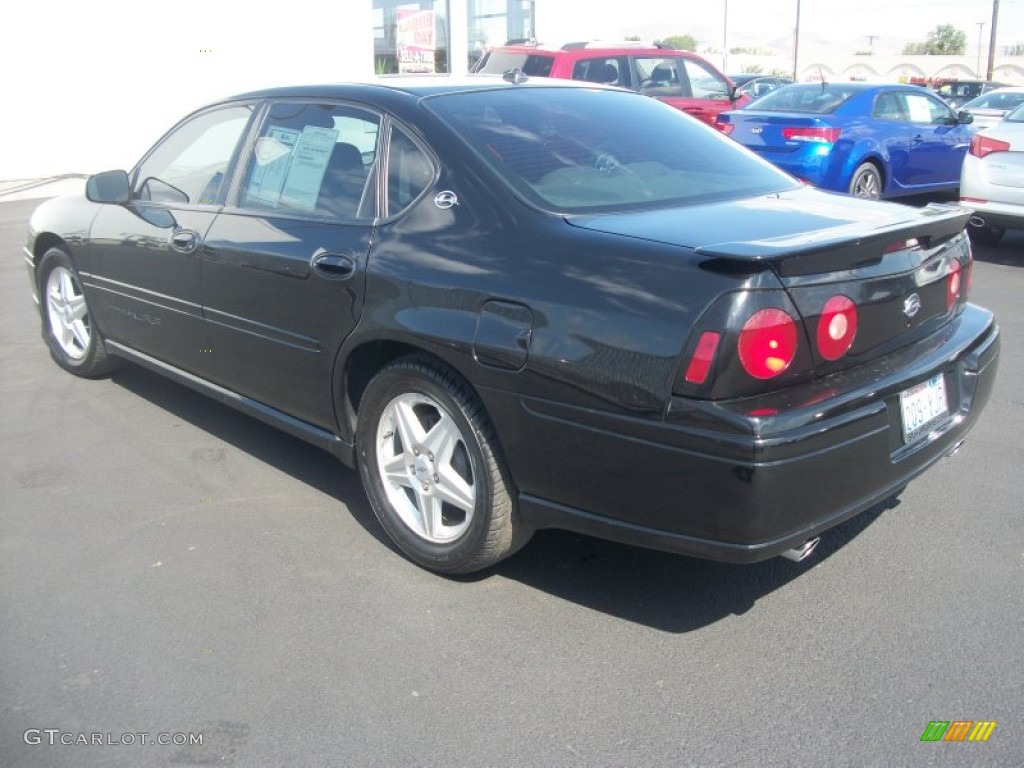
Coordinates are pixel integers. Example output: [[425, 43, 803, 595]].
[[356, 357, 530, 574], [37, 248, 117, 377], [967, 224, 1005, 247], [848, 162, 882, 200]]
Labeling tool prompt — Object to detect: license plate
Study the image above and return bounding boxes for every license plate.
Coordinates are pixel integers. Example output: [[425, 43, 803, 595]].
[[899, 374, 949, 443]]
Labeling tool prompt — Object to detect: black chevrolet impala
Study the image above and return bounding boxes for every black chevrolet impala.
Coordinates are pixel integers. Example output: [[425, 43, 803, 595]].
[[25, 76, 999, 574]]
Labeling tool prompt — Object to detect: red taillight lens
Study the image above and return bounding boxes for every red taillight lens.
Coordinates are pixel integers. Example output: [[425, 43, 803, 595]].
[[717, 121, 735, 135], [816, 295, 858, 361], [947, 259, 962, 309], [684, 331, 721, 384], [966, 245, 974, 296], [781, 126, 841, 144], [738, 308, 798, 380], [970, 134, 1011, 158]]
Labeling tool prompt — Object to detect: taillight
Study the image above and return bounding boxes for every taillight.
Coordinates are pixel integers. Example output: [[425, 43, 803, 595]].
[[738, 308, 799, 379], [684, 331, 721, 384], [969, 134, 1010, 158], [816, 295, 858, 361], [717, 121, 735, 135], [782, 126, 841, 144], [947, 259, 962, 309], [966, 244, 974, 296]]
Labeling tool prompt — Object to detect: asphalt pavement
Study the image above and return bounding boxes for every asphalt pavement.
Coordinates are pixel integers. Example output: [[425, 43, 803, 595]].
[[1, 195, 1022, 767]]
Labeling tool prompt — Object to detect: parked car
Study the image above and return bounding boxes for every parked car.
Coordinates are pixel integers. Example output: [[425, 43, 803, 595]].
[[936, 80, 1008, 109], [959, 86, 1024, 130], [961, 101, 1024, 245], [26, 76, 998, 574], [716, 82, 976, 199], [729, 74, 793, 100], [470, 41, 749, 125]]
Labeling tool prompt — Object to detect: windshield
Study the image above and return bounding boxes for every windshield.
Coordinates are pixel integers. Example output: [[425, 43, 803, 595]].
[[745, 84, 859, 114], [963, 91, 1024, 112], [426, 87, 798, 213]]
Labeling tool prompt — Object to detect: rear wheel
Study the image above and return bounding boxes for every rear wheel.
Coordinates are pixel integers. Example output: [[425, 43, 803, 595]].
[[356, 357, 530, 574], [968, 224, 1005, 246], [848, 163, 882, 200], [38, 248, 116, 377]]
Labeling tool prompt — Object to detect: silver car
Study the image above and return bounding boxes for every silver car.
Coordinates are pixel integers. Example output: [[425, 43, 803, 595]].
[[961, 101, 1024, 245], [960, 86, 1024, 131]]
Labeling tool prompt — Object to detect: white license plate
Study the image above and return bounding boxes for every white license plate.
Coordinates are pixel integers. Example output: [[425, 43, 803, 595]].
[[900, 374, 949, 443]]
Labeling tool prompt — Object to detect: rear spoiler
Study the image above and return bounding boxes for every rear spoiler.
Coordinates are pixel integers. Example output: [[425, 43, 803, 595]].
[[695, 204, 972, 276]]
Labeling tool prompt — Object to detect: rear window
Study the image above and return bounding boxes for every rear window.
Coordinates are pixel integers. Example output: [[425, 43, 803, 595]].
[[474, 51, 555, 77], [426, 88, 798, 213], [1006, 103, 1024, 122], [748, 84, 860, 114]]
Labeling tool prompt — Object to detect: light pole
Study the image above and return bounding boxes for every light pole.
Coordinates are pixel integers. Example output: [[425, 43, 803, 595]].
[[723, 0, 729, 73], [792, 0, 802, 81]]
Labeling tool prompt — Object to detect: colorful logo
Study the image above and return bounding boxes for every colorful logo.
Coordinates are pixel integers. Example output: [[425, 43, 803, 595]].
[[921, 721, 997, 742]]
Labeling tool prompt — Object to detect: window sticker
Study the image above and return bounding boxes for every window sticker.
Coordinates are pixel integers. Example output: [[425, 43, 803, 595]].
[[279, 126, 339, 210], [905, 95, 933, 124], [247, 126, 301, 206]]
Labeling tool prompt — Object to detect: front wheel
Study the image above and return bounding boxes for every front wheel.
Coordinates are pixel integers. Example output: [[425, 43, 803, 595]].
[[848, 163, 882, 200], [38, 248, 117, 377], [356, 357, 530, 574]]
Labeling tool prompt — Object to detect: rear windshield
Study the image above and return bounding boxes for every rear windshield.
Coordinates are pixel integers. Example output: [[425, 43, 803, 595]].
[[473, 51, 555, 77], [747, 84, 860, 114], [1006, 103, 1024, 122], [963, 91, 1024, 111], [426, 88, 798, 213]]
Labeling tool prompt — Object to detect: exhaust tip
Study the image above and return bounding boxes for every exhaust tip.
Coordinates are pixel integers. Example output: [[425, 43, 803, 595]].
[[969, 216, 986, 228], [781, 537, 820, 562]]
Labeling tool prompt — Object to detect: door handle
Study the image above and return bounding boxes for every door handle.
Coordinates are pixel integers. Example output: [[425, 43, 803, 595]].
[[170, 229, 200, 253], [912, 134, 924, 145], [312, 252, 356, 280]]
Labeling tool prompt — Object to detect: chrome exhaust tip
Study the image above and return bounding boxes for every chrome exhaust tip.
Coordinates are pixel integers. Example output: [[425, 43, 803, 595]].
[[780, 537, 820, 562], [969, 216, 987, 228]]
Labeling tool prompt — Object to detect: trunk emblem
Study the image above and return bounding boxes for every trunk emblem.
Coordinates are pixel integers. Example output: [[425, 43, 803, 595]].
[[751, 127, 763, 134], [903, 293, 922, 318]]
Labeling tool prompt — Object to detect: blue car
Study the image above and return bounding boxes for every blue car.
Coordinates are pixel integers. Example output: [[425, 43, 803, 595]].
[[716, 82, 976, 199]]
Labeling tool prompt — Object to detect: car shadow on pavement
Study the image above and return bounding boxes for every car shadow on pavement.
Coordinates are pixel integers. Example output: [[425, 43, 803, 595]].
[[486, 498, 894, 633], [970, 229, 1023, 267], [109, 361, 895, 633]]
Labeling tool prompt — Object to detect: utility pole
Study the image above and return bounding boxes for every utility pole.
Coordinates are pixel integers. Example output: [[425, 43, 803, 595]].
[[986, 0, 999, 80], [793, 0, 801, 81], [723, 0, 729, 73]]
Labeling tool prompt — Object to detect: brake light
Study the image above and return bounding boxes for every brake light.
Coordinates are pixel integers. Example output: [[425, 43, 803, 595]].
[[782, 127, 841, 144], [684, 331, 721, 384], [966, 245, 974, 296], [717, 121, 735, 135], [738, 308, 798, 379], [969, 134, 1010, 158], [947, 259, 962, 309], [816, 295, 858, 361]]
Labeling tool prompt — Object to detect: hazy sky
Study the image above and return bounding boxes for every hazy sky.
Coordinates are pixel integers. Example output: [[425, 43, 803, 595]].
[[539, 0, 1023, 52], [4, 0, 1023, 179]]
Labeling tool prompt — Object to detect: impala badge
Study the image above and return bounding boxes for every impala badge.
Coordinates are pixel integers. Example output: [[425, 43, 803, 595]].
[[903, 293, 922, 319]]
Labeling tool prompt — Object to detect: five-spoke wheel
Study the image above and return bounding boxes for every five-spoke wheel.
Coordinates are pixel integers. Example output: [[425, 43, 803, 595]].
[[357, 358, 529, 573]]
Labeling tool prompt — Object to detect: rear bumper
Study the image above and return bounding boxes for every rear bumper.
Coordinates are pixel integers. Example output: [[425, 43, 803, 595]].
[[508, 305, 999, 562]]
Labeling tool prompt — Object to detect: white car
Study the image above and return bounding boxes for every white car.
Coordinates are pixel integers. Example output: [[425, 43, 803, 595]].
[[960, 86, 1024, 131], [960, 102, 1024, 246]]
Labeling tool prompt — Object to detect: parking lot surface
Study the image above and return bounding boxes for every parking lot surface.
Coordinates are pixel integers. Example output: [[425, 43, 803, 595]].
[[1, 196, 1022, 767]]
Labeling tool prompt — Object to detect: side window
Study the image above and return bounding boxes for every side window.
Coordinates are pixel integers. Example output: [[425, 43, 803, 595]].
[[872, 92, 906, 121], [681, 58, 731, 100], [571, 57, 627, 87], [386, 126, 435, 217], [134, 105, 253, 205], [903, 93, 955, 125], [239, 102, 380, 220], [635, 57, 686, 98]]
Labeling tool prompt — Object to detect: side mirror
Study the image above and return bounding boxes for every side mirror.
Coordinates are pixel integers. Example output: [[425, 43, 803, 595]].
[[957, 110, 974, 125], [86, 170, 131, 204]]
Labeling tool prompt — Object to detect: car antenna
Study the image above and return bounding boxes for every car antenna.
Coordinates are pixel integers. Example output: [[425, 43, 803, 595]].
[[819, 67, 827, 93], [502, 68, 529, 84]]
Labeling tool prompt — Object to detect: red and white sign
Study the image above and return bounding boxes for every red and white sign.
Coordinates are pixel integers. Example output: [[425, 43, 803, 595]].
[[397, 9, 436, 74]]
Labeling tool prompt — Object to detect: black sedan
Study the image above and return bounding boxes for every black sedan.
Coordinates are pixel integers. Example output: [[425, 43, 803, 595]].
[[25, 76, 999, 574]]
